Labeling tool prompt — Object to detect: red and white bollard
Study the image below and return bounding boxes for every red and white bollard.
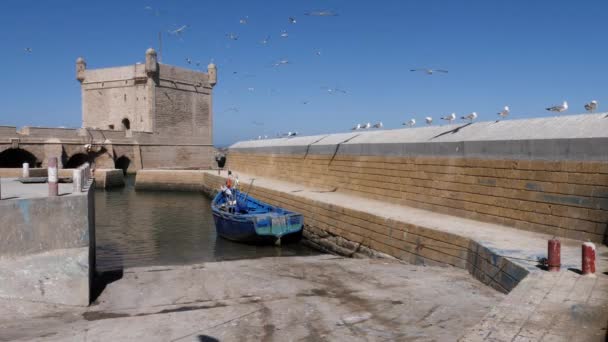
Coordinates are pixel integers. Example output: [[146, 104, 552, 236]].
[[582, 242, 596, 276], [548, 238, 561, 272], [48, 157, 58, 197]]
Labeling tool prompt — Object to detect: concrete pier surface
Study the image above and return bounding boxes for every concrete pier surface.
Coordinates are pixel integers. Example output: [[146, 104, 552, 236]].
[[135, 169, 608, 340], [0, 255, 505, 341]]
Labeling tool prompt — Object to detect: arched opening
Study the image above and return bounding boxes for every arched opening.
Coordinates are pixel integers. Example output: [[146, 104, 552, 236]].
[[115, 156, 131, 175], [65, 153, 91, 169], [121, 118, 131, 131], [0, 148, 39, 168]]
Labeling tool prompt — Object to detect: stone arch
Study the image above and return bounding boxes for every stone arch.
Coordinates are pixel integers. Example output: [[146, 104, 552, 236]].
[[114, 156, 131, 175], [121, 118, 131, 131], [0, 148, 39, 168], [64, 153, 91, 169]]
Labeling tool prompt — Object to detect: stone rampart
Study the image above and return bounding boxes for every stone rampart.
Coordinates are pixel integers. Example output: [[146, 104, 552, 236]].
[[228, 114, 608, 243]]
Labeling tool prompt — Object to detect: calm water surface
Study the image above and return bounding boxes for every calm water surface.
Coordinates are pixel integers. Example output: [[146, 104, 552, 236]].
[[95, 176, 319, 272]]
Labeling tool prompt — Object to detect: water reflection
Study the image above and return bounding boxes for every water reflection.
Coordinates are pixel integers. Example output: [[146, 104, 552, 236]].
[[95, 176, 319, 272]]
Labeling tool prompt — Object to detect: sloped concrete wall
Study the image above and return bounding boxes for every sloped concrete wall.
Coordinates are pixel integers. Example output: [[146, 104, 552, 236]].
[[228, 114, 608, 243], [0, 179, 95, 306]]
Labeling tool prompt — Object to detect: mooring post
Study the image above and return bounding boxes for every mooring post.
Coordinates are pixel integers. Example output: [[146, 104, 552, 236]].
[[22, 163, 29, 178], [48, 157, 58, 197], [582, 242, 596, 276], [73, 168, 83, 193], [548, 238, 561, 272]]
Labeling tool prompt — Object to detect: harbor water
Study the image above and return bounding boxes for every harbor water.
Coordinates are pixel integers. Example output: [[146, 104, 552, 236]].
[[95, 176, 318, 272]]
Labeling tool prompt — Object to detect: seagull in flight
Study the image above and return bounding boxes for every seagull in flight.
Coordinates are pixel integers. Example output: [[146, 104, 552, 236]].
[[24, 47, 33, 53], [322, 87, 347, 94], [289, 17, 297, 24], [584, 100, 598, 113], [352, 123, 362, 130], [497, 106, 510, 119], [441, 113, 456, 123], [546, 101, 568, 113], [305, 10, 339, 17], [410, 68, 448, 75], [185, 57, 192, 64], [425, 117, 433, 125], [373, 122, 383, 129], [404, 119, 416, 127], [280, 30, 289, 38], [226, 33, 239, 41], [461, 112, 478, 122], [259, 35, 270, 45], [168, 25, 188, 36], [239, 16, 248, 24], [272, 59, 290, 67]]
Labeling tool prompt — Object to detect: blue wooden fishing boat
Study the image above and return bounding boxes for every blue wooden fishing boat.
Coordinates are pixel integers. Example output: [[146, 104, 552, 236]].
[[211, 188, 304, 245]]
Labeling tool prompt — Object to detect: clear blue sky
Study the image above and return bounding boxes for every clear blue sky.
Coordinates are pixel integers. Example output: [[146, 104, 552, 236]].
[[1, 0, 606, 146]]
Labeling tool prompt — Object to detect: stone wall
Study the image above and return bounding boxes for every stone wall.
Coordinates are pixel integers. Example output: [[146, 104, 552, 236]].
[[227, 114, 608, 243]]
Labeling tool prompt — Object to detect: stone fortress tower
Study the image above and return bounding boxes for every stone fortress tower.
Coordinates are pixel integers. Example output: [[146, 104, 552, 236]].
[[77, 48, 217, 139], [74, 48, 218, 170]]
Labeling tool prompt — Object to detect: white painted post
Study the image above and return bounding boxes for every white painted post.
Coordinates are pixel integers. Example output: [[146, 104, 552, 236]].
[[73, 169, 82, 193], [22, 163, 30, 178], [48, 157, 58, 197]]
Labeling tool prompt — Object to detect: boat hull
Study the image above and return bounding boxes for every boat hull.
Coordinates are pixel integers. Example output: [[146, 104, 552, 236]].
[[211, 190, 304, 245]]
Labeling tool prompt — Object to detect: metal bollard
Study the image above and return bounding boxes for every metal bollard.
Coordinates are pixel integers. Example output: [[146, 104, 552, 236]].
[[582, 242, 596, 276], [73, 169, 83, 193], [48, 157, 58, 196], [548, 238, 561, 272], [22, 163, 29, 178]]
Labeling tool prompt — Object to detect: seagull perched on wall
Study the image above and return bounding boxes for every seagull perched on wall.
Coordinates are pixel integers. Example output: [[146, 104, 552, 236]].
[[362, 122, 371, 129], [410, 68, 448, 75], [352, 123, 362, 130], [404, 119, 416, 127], [287, 131, 298, 137], [425, 117, 433, 125], [497, 105, 510, 119], [441, 113, 456, 124], [546, 101, 568, 113], [584, 100, 598, 113], [372, 122, 383, 129], [461, 112, 478, 122]]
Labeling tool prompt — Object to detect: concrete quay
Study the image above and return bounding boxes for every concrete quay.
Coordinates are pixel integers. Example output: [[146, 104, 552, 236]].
[[0, 255, 505, 341], [0, 175, 95, 307], [0, 167, 124, 189], [135, 169, 608, 340]]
